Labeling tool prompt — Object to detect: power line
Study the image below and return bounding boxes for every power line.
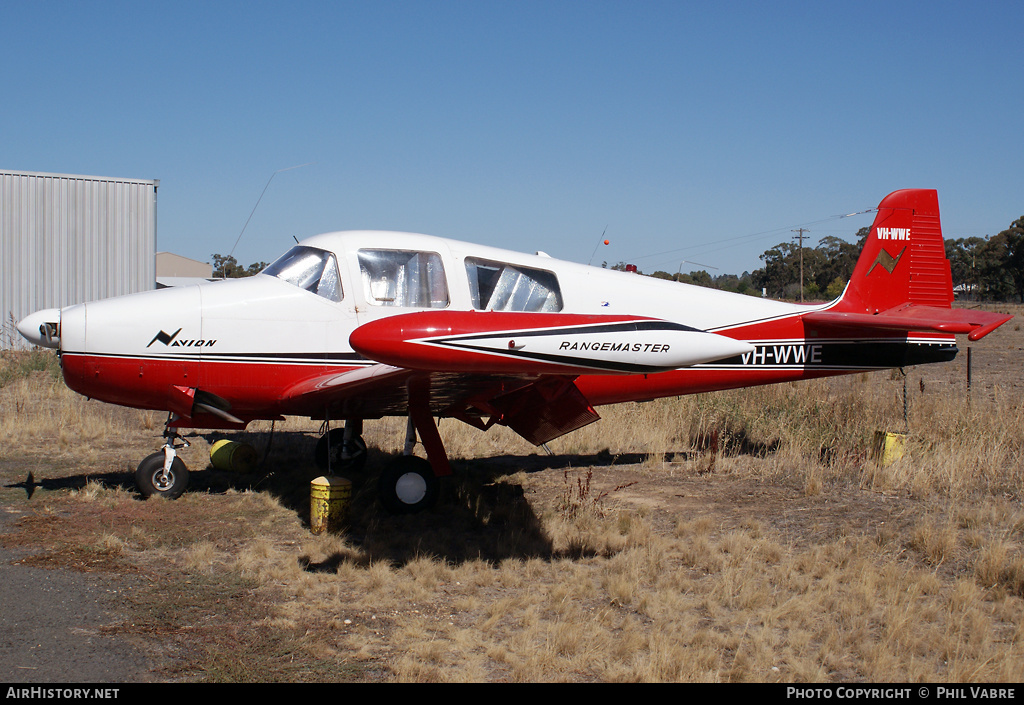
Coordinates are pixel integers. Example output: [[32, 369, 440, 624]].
[[626, 208, 876, 265]]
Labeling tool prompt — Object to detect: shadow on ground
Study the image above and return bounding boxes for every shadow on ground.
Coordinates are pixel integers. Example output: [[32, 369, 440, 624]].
[[3, 422, 784, 569]]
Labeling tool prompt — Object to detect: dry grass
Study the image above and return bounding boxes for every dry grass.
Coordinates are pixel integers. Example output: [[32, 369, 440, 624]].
[[2, 318, 1024, 682]]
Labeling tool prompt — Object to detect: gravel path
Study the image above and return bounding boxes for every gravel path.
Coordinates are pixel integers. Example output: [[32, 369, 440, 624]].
[[0, 508, 156, 683]]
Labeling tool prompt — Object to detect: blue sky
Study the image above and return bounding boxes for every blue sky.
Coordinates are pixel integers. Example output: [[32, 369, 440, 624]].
[[3, 1, 1022, 276]]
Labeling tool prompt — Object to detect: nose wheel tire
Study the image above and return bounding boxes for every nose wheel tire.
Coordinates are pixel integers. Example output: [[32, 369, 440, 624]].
[[378, 456, 439, 514], [136, 451, 190, 499]]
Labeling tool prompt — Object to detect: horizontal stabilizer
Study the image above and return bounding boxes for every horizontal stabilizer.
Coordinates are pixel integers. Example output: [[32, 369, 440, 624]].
[[805, 304, 1012, 341]]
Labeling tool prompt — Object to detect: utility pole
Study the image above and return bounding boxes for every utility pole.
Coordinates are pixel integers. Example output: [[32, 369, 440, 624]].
[[792, 228, 809, 303]]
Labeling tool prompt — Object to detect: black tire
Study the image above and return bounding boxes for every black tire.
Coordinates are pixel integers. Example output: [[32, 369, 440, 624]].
[[315, 428, 368, 474], [378, 456, 439, 514], [135, 451, 190, 499]]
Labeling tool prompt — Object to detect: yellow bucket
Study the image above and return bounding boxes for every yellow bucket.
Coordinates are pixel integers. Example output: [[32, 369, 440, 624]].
[[873, 431, 906, 466], [310, 475, 352, 534], [210, 440, 259, 473]]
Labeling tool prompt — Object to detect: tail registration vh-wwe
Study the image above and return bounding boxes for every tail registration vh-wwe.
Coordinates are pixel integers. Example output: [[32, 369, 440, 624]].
[[17, 189, 1012, 512]]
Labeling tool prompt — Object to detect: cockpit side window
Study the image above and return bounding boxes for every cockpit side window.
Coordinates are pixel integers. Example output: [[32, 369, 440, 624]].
[[465, 257, 562, 312], [358, 250, 449, 308], [263, 245, 344, 303]]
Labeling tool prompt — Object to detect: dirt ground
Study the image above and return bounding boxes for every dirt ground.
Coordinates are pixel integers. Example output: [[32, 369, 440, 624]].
[[0, 304, 1020, 682]]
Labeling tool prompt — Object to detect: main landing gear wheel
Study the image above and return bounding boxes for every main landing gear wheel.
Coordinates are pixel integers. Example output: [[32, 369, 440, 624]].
[[378, 456, 439, 514], [136, 451, 190, 499], [315, 428, 368, 474]]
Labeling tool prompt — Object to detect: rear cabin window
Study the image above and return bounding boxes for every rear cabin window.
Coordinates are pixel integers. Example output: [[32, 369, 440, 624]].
[[358, 250, 449, 308], [263, 246, 343, 303], [465, 258, 563, 312]]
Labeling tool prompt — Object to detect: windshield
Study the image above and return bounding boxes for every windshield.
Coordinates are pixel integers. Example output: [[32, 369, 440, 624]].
[[263, 245, 343, 302]]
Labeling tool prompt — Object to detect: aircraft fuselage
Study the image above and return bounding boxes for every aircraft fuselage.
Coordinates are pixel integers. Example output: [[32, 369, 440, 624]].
[[38, 229, 957, 427]]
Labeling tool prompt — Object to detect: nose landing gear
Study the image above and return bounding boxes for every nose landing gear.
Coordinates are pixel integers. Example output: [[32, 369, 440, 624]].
[[136, 424, 191, 499]]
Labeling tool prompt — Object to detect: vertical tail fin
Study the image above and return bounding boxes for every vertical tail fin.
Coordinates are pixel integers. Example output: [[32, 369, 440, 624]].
[[807, 189, 1011, 341], [836, 189, 953, 314]]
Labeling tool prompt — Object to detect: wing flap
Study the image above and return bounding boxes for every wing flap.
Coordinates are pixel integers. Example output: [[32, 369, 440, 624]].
[[455, 376, 600, 446]]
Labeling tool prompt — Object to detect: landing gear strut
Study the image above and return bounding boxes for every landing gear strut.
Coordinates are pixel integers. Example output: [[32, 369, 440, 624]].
[[315, 419, 367, 474], [136, 424, 190, 499], [376, 384, 450, 514]]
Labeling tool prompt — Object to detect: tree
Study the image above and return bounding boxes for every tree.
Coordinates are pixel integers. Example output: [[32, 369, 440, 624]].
[[753, 241, 799, 299], [212, 254, 268, 278], [1000, 216, 1024, 302], [798, 247, 829, 298], [751, 228, 866, 300], [814, 236, 859, 291], [689, 270, 714, 288], [825, 277, 846, 300], [972, 217, 1024, 302], [246, 260, 269, 276], [945, 236, 986, 299]]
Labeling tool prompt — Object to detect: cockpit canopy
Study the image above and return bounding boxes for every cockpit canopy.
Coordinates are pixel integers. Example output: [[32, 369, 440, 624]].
[[265, 241, 563, 312], [264, 246, 343, 302]]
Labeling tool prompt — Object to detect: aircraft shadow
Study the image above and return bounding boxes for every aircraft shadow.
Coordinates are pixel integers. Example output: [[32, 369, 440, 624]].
[[1, 454, 559, 568], [4, 470, 137, 499], [165, 432, 573, 566], [285, 451, 578, 569], [458, 427, 782, 479], [297, 470, 562, 571], [6, 427, 780, 568]]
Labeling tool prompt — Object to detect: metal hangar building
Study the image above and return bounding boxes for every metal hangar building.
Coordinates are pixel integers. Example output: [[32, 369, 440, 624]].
[[1, 169, 159, 349]]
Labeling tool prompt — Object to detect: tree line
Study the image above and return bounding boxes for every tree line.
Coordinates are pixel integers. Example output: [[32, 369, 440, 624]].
[[624, 213, 1024, 302]]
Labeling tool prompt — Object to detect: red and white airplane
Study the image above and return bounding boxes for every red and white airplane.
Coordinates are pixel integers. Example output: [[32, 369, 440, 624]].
[[17, 189, 1011, 512]]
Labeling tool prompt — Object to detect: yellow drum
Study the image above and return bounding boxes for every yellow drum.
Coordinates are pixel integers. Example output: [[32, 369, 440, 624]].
[[873, 431, 906, 466], [310, 475, 352, 534], [210, 440, 259, 473]]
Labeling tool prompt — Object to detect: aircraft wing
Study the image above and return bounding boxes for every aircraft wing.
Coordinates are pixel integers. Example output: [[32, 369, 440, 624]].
[[804, 304, 1012, 341], [279, 363, 598, 445], [275, 311, 754, 445]]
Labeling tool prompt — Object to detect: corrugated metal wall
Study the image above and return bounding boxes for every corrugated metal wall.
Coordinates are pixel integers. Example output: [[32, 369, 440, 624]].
[[1, 170, 158, 349]]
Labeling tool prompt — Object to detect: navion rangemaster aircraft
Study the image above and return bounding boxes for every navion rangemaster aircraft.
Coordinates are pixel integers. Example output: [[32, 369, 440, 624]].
[[18, 189, 1012, 513]]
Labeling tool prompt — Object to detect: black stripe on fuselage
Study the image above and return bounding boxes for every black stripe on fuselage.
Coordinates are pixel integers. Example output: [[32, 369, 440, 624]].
[[695, 340, 957, 369]]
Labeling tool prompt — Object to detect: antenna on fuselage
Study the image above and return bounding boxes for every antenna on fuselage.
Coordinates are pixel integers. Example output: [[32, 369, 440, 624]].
[[227, 162, 315, 269], [587, 226, 610, 266]]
